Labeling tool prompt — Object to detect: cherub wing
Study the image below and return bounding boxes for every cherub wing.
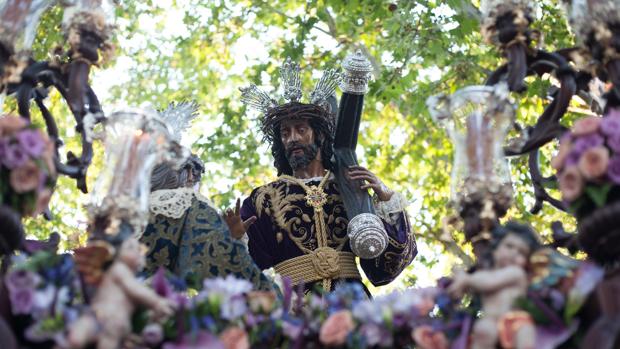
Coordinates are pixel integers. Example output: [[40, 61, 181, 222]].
[[529, 248, 580, 291], [73, 241, 115, 285]]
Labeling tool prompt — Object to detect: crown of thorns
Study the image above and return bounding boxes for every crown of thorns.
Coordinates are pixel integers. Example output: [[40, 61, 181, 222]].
[[239, 58, 340, 142]]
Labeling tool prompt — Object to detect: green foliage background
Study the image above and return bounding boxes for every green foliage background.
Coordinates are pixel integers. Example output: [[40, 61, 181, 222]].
[[13, 0, 584, 290]]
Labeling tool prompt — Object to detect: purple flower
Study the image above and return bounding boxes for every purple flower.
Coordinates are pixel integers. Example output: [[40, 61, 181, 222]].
[[64, 307, 79, 324], [152, 267, 173, 298], [548, 289, 566, 311], [171, 292, 189, 309], [572, 134, 604, 155], [282, 320, 303, 339], [200, 276, 252, 320], [606, 107, 620, 119], [2, 142, 28, 169], [608, 134, 620, 153], [142, 323, 164, 346], [282, 276, 293, 312], [162, 331, 224, 349], [220, 294, 247, 320], [0, 138, 7, 159], [352, 300, 384, 324], [570, 262, 604, 304], [565, 151, 581, 167], [391, 287, 437, 317], [6, 269, 40, 292], [359, 323, 393, 347], [536, 323, 579, 349], [31, 285, 55, 317], [608, 155, 620, 184], [601, 116, 620, 138], [16, 129, 45, 157], [9, 288, 35, 314]]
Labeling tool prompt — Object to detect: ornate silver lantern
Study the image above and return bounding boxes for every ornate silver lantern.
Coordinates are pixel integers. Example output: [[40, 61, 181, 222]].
[[340, 49, 373, 95]]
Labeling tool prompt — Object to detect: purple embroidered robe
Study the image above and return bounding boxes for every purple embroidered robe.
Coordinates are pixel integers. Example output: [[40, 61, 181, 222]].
[[241, 176, 417, 291]]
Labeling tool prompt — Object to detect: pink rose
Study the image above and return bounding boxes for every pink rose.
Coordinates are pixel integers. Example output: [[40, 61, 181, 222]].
[[551, 137, 572, 171], [559, 166, 584, 202], [33, 189, 52, 217], [572, 116, 601, 136], [0, 116, 27, 137], [219, 327, 249, 349], [9, 160, 41, 193], [319, 310, 355, 346], [412, 325, 449, 349], [578, 146, 609, 180]]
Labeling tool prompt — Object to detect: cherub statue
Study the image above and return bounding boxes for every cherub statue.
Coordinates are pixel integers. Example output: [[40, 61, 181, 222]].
[[67, 235, 175, 349], [447, 221, 540, 349]]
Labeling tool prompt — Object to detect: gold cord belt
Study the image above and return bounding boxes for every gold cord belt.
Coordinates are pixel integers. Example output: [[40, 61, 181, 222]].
[[278, 171, 359, 290], [274, 249, 361, 287]]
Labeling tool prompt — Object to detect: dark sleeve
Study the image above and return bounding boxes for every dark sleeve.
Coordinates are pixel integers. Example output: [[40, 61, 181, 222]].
[[240, 191, 277, 270], [359, 212, 417, 286]]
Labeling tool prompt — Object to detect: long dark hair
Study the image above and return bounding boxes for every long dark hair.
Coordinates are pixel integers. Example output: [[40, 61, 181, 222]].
[[263, 103, 335, 176]]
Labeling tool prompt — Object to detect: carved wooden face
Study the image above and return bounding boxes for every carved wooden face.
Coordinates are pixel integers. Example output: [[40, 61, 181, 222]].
[[280, 119, 314, 148], [279, 118, 320, 170], [492, 233, 530, 269]]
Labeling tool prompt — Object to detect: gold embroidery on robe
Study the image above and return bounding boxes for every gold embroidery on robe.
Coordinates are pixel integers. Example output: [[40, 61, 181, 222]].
[[252, 180, 349, 254]]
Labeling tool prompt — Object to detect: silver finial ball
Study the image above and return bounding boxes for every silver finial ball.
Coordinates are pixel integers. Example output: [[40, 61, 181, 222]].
[[347, 213, 388, 259]]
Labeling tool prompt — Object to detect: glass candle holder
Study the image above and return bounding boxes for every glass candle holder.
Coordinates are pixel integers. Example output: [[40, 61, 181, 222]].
[[0, 0, 55, 55], [427, 83, 515, 243], [429, 83, 514, 205], [89, 108, 187, 237]]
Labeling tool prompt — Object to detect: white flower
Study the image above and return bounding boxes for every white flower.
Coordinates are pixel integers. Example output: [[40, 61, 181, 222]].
[[202, 275, 252, 298]]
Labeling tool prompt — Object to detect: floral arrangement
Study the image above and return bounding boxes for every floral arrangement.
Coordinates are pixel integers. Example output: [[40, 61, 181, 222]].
[[4, 251, 82, 345], [3, 250, 600, 349], [552, 110, 620, 216], [5, 258, 458, 349], [137, 271, 452, 349], [0, 115, 56, 217]]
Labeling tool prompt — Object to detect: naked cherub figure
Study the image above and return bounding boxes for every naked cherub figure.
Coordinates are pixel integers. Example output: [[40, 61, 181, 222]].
[[67, 237, 175, 349], [447, 222, 539, 349]]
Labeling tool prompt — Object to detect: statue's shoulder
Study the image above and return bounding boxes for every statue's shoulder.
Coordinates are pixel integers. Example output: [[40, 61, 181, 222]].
[[246, 180, 290, 214], [250, 179, 287, 198]]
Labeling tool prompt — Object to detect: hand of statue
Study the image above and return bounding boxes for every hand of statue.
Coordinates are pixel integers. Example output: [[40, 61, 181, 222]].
[[446, 270, 469, 299], [347, 165, 394, 201], [224, 198, 257, 240], [153, 298, 176, 320]]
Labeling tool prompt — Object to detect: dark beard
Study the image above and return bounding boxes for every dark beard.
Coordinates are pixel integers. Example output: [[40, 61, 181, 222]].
[[285, 143, 319, 170]]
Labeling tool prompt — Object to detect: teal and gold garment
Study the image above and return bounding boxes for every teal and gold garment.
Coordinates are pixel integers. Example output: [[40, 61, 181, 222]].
[[141, 188, 273, 291]]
